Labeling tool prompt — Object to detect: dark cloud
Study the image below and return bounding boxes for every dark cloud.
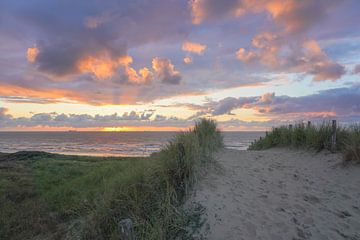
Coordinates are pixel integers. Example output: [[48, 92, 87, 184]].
[[190, 0, 337, 33], [0, 109, 206, 129], [1, 0, 189, 78], [205, 86, 360, 121], [212, 96, 257, 115], [0, 110, 157, 128]]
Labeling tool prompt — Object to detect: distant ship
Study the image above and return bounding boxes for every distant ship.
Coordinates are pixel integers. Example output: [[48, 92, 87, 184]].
[[68, 130, 77, 132]]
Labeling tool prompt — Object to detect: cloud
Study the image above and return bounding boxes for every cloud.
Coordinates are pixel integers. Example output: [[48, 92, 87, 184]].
[[236, 33, 345, 81], [211, 96, 257, 115], [0, 109, 204, 129], [9, 0, 188, 80], [206, 86, 360, 121], [190, 0, 242, 25], [190, 0, 335, 33], [0, 107, 9, 121], [152, 57, 182, 84], [183, 56, 193, 64], [26, 46, 39, 63], [27, 41, 101, 77], [1, 0, 358, 110], [134, 67, 154, 84], [76, 53, 155, 83], [264, 0, 330, 33], [353, 64, 360, 74], [0, 110, 157, 128], [182, 41, 207, 55], [235, 48, 258, 62], [77, 53, 130, 79]]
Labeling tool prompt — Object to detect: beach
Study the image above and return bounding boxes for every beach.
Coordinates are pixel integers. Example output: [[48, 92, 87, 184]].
[[190, 149, 360, 240]]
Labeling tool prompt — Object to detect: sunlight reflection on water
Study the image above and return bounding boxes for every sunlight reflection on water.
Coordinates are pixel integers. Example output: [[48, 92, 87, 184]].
[[0, 131, 264, 157]]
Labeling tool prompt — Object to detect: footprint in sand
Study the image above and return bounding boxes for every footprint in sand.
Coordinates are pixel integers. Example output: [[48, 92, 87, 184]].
[[336, 210, 352, 219], [293, 174, 300, 180], [303, 194, 321, 204]]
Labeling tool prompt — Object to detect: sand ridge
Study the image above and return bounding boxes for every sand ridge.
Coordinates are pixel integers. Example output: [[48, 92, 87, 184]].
[[190, 149, 360, 240]]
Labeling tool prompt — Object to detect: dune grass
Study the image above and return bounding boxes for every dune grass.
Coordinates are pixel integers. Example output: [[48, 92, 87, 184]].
[[343, 124, 360, 163], [248, 121, 360, 163], [0, 118, 223, 240]]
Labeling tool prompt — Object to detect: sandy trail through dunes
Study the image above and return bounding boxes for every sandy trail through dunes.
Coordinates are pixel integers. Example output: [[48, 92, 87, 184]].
[[190, 149, 360, 240]]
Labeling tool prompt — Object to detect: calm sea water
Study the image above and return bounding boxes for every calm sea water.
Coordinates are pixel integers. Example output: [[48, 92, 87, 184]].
[[0, 131, 264, 157]]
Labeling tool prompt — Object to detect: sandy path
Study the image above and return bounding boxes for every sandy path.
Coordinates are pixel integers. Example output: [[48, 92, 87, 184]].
[[190, 149, 360, 240]]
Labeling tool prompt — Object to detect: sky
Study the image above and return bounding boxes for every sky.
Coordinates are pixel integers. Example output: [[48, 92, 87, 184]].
[[0, 0, 360, 131]]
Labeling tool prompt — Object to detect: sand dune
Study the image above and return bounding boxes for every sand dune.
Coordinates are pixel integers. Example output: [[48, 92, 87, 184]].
[[190, 149, 360, 240]]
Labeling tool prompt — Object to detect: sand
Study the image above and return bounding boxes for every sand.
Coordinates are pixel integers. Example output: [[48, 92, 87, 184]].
[[189, 149, 360, 240]]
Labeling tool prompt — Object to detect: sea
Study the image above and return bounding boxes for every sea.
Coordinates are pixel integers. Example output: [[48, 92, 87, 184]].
[[0, 131, 264, 157]]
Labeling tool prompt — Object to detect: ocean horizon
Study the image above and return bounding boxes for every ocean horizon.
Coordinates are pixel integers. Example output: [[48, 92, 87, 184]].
[[0, 131, 265, 157]]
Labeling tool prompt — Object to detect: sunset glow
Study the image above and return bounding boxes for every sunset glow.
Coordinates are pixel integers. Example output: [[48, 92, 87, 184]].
[[1, 0, 360, 131]]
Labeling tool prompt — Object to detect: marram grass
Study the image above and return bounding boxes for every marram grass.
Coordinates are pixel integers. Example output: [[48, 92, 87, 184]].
[[248, 121, 360, 163], [0, 118, 223, 240]]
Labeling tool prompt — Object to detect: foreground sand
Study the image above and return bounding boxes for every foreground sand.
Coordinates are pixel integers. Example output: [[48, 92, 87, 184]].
[[190, 149, 360, 240]]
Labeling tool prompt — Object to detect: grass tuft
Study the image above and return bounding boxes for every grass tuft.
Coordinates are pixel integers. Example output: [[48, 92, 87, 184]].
[[343, 124, 360, 163], [248, 121, 360, 163]]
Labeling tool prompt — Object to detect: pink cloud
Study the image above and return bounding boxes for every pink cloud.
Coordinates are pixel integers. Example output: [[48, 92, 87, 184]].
[[236, 33, 345, 81], [183, 56, 193, 64]]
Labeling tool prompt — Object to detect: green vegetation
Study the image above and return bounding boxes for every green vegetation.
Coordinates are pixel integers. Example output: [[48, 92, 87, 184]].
[[343, 124, 360, 163], [0, 119, 223, 240], [248, 121, 360, 163]]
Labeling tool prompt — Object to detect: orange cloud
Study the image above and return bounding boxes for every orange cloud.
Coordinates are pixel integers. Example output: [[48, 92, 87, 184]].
[[76, 53, 154, 83], [265, 0, 325, 33], [182, 41, 207, 55], [138, 67, 154, 83], [124, 66, 154, 84], [0, 83, 80, 102], [27, 47, 39, 63], [77, 54, 130, 79]]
